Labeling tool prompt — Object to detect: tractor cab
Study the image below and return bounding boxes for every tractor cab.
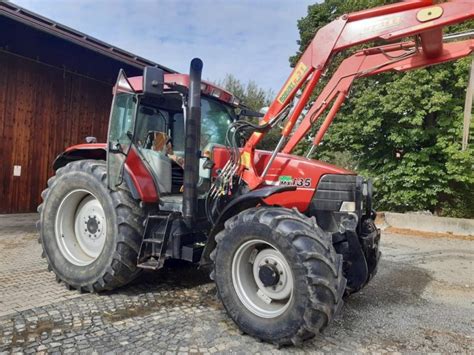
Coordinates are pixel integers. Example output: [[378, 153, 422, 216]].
[[107, 67, 238, 204]]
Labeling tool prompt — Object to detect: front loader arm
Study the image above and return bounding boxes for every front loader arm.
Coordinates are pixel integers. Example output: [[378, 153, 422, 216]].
[[240, 0, 474, 189], [284, 38, 474, 154]]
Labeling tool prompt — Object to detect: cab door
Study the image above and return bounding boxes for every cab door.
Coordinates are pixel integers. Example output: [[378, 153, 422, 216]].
[[106, 70, 138, 190]]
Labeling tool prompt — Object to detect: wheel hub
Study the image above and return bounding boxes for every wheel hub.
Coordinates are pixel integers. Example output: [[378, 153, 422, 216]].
[[232, 240, 294, 319], [55, 189, 107, 266], [258, 264, 280, 287], [86, 216, 100, 236]]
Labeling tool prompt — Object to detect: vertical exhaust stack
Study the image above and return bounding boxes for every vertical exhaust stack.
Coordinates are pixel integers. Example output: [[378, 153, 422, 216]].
[[182, 58, 203, 226]]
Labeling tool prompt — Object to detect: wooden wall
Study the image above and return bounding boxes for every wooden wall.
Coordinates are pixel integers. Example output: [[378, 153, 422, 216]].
[[0, 51, 112, 213]]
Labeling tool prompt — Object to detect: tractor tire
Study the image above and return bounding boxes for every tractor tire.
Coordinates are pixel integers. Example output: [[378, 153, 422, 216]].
[[362, 219, 381, 284], [211, 207, 346, 346], [37, 160, 144, 292], [334, 218, 381, 296]]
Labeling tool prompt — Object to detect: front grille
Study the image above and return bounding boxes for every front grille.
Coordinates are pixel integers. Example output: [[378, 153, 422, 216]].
[[312, 174, 361, 212], [309, 174, 365, 233]]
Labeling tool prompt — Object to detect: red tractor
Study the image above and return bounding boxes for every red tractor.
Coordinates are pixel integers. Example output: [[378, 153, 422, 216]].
[[38, 0, 473, 345]]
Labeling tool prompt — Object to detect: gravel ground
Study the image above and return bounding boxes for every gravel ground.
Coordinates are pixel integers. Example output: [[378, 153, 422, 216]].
[[0, 213, 472, 353]]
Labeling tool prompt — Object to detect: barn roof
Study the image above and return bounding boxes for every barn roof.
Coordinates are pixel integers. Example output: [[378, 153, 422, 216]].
[[0, 1, 176, 84]]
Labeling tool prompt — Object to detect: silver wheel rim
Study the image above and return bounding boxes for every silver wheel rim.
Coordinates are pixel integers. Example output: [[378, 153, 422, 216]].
[[55, 189, 107, 266], [232, 239, 294, 318]]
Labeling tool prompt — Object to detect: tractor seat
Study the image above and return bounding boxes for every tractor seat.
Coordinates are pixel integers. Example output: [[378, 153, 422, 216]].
[[171, 160, 184, 194], [140, 131, 185, 195]]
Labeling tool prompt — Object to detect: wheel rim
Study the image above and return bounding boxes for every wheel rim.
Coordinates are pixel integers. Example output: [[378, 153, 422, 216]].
[[55, 189, 107, 266], [232, 239, 294, 318]]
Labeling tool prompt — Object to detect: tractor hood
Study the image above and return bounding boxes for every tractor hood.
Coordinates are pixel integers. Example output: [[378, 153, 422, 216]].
[[253, 150, 354, 182], [210, 146, 355, 211], [253, 150, 355, 212]]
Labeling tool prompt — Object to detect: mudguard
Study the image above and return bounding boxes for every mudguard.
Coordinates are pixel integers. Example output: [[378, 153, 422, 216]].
[[200, 185, 296, 265], [53, 144, 106, 171], [52, 144, 158, 202]]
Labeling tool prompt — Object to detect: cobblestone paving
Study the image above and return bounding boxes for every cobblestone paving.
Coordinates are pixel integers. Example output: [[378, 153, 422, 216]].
[[0, 214, 83, 317], [0, 214, 472, 353]]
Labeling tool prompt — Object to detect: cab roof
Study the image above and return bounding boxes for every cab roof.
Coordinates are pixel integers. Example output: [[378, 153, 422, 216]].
[[128, 74, 240, 107]]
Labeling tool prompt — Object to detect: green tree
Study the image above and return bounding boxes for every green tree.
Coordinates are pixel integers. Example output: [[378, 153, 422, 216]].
[[292, 0, 474, 217], [217, 74, 280, 149], [218, 74, 273, 112]]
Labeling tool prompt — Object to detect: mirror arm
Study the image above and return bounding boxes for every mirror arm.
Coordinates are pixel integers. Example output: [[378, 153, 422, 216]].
[[108, 141, 127, 156]]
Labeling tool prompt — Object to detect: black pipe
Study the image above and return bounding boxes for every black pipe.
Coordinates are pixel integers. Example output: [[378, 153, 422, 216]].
[[182, 58, 203, 226]]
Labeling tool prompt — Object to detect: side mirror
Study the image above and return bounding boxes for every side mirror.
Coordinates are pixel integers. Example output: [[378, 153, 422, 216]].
[[143, 66, 164, 97], [238, 108, 264, 119]]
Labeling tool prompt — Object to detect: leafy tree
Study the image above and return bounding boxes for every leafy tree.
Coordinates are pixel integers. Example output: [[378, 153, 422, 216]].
[[217, 74, 280, 149], [291, 0, 474, 217], [218, 74, 273, 112]]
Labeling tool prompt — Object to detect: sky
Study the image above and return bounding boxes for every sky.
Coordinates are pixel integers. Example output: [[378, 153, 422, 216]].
[[14, 0, 317, 93]]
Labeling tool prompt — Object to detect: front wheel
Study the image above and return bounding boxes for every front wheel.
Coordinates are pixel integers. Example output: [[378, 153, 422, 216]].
[[211, 207, 346, 346]]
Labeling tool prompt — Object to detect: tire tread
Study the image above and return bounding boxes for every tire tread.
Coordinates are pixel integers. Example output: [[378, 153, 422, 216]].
[[37, 160, 144, 292], [212, 206, 346, 346]]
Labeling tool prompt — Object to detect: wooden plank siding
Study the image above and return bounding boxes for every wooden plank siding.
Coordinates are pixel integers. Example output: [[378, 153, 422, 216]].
[[0, 51, 112, 213]]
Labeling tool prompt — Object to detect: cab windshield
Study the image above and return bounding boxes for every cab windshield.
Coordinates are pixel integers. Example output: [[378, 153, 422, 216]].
[[134, 95, 235, 156], [174, 97, 235, 154]]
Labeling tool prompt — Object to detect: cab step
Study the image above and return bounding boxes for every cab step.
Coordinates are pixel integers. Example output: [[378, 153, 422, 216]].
[[137, 212, 179, 270]]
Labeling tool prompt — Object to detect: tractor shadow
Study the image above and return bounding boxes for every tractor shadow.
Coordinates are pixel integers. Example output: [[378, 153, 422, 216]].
[[135, 259, 213, 288], [94, 256, 435, 350], [96, 260, 218, 323], [103, 259, 214, 296]]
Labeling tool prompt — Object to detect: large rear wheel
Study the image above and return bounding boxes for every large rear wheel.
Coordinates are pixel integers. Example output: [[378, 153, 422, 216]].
[[212, 207, 346, 345], [37, 160, 144, 292]]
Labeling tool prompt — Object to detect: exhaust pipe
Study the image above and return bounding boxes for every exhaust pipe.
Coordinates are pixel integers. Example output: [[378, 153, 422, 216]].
[[182, 58, 203, 226]]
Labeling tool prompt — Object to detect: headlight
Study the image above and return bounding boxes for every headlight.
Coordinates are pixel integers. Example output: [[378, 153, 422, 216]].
[[339, 201, 356, 212]]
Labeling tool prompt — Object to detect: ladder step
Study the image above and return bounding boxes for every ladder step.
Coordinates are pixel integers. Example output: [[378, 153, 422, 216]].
[[137, 258, 161, 270], [137, 211, 180, 271], [142, 239, 163, 244], [147, 215, 170, 220]]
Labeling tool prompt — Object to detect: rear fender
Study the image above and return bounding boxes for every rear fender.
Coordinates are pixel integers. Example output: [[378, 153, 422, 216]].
[[200, 185, 296, 266], [52, 144, 158, 202], [53, 144, 107, 171]]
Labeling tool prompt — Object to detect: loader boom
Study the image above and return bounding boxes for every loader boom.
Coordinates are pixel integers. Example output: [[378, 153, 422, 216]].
[[285, 37, 474, 154], [240, 0, 474, 189]]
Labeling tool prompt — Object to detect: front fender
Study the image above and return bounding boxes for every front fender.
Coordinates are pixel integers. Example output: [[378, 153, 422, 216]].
[[200, 185, 296, 266]]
